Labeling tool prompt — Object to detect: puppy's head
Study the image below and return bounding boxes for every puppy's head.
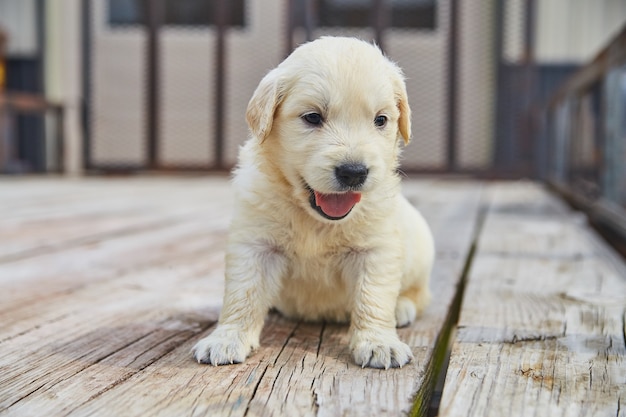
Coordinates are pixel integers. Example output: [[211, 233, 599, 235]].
[[246, 37, 412, 222]]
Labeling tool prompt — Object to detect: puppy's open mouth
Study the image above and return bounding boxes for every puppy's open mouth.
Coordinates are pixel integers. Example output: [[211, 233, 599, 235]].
[[307, 187, 362, 220]]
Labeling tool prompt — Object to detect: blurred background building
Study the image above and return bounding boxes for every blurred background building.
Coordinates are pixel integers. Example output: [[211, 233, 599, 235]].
[[0, 0, 625, 176]]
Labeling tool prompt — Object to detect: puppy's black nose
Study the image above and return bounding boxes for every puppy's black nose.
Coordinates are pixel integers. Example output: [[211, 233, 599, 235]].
[[335, 163, 368, 188]]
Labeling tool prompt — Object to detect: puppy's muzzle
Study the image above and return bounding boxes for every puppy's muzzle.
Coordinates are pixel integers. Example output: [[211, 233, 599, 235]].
[[335, 163, 368, 189]]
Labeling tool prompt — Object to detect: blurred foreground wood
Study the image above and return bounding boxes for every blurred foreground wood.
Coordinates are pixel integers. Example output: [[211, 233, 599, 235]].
[[0, 177, 624, 416]]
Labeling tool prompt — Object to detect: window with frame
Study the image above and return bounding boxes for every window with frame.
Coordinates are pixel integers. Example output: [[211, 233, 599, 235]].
[[294, 0, 437, 30], [108, 0, 246, 27]]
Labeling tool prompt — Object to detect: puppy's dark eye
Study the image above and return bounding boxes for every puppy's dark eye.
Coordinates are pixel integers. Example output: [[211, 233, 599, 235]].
[[374, 115, 387, 127], [302, 113, 323, 126]]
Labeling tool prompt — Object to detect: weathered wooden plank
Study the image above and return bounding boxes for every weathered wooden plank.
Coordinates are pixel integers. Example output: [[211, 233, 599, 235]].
[[0, 215, 228, 318], [0, 178, 233, 414], [0, 178, 227, 223], [0, 178, 232, 316], [0, 178, 484, 417], [0, 249, 226, 413], [439, 182, 626, 417], [0, 177, 232, 262]]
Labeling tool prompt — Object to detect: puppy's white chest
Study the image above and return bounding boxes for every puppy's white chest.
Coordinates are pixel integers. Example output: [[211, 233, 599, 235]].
[[275, 267, 352, 323], [272, 244, 358, 322]]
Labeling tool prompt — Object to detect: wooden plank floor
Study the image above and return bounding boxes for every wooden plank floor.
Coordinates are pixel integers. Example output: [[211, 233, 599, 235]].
[[439, 183, 626, 417], [0, 177, 624, 416]]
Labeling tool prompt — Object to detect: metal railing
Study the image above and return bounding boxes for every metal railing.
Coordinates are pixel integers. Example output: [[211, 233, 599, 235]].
[[0, 92, 65, 174], [81, 0, 538, 176], [544, 24, 626, 245]]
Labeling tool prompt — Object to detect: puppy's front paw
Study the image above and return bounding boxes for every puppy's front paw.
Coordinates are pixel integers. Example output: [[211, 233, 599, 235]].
[[350, 331, 414, 369], [191, 325, 254, 366]]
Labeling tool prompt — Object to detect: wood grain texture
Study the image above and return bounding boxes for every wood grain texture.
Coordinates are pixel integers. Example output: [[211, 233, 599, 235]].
[[0, 178, 483, 417], [439, 182, 626, 417]]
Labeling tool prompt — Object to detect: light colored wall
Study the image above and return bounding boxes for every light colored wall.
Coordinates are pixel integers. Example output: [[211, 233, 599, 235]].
[[3, 0, 83, 174], [505, 0, 626, 63], [159, 28, 215, 166], [536, 0, 626, 63], [457, 0, 495, 169], [90, 1, 147, 166], [89, 0, 287, 168], [503, 0, 525, 63], [223, 0, 495, 170], [394, 0, 495, 170], [156, 1, 286, 167], [387, 3, 449, 170], [0, 0, 38, 56], [86, 0, 495, 170], [81, 0, 626, 172], [259, 0, 495, 170], [223, 0, 286, 165], [45, 0, 83, 175]]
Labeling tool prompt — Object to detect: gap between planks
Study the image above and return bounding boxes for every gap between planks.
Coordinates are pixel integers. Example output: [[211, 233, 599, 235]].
[[413, 187, 489, 417]]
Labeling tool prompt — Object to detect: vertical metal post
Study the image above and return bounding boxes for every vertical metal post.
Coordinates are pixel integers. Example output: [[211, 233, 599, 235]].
[[145, 0, 162, 169], [0, 28, 5, 94], [372, 0, 390, 52], [214, 0, 229, 169], [285, 0, 294, 57], [33, 0, 46, 171], [2, 103, 15, 172], [55, 106, 65, 173], [522, 0, 536, 176], [492, 0, 506, 169], [0, 25, 6, 171], [35, 0, 46, 94], [303, 0, 315, 42], [81, 0, 92, 170], [446, 0, 459, 171], [38, 0, 53, 172]]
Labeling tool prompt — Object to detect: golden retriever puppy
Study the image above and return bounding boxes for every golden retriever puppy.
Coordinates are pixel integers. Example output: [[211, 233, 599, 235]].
[[192, 36, 434, 369]]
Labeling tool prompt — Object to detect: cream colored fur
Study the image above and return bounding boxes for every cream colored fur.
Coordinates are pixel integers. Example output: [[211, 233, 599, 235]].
[[192, 37, 434, 369]]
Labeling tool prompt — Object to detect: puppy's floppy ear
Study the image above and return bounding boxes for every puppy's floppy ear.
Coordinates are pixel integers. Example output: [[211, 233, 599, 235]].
[[246, 68, 284, 142], [397, 89, 412, 145], [390, 65, 412, 145]]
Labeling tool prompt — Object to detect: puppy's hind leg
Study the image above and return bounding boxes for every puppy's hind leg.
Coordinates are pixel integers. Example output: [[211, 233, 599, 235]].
[[395, 284, 432, 328], [192, 242, 287, 365]]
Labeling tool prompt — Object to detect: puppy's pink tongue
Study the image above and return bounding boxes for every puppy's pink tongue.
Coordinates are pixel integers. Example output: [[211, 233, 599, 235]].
[[314, 191, 362, 218]]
